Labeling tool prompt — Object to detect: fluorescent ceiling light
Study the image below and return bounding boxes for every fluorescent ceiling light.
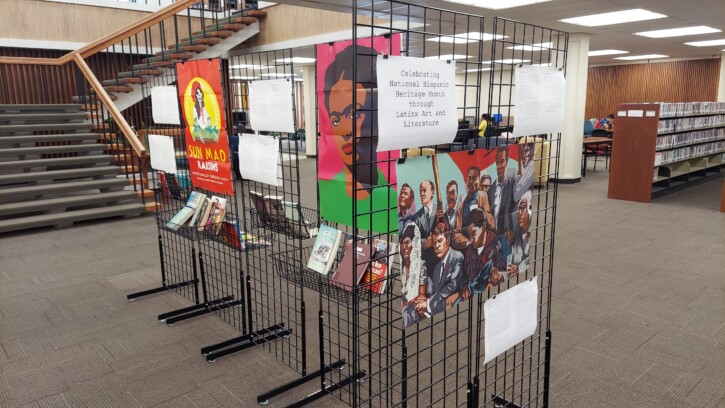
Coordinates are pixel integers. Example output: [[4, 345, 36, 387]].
[[636, 26, 721, 38], [559, 9, 666, 27], [260, 72, 297, 77], [426, 54, 470, 60], [442, 0, 552, 10], [230, 76, 259, 80], [483, 59, 530, 64], [426, 32, 506, 43], [275, 57, 316, 64], [684, 39, 725, 47], [507, 42, 552, 51], [466, 68, 492, 72], [230, 64, 268, 70], [531, 63, 554, 67], [614, 54, 668, 60], [588, 49, 629, 56]]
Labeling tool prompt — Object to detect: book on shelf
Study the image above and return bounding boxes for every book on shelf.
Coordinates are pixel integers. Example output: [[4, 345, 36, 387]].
[[196, 197, 214, 231], [330, 236, 372, 292], [359, 238, 398, 295], [307, 225, 342, 275], [221, 220, 245, 251], [158, 172, 184, 199], [187, 192, 209, 227], [205, 196, 228, 235], [165, 191, 205, 230]]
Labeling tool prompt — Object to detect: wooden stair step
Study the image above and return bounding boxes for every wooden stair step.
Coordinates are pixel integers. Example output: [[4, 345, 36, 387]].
[[0, 191, 139, 217], [80, 104, 99, 111], [117, 68, 164, 78], [184, 30, 233, 41], [0, 178, 129, 202], [72, 94, 118, 102], [137, 189, 154, 199], [101, 77, 149, 86], [0, 155, 113, 171], [169, 37, 221, 49], [138, 128, 183, 137], [242, 10, 266, 17], [0, 166, 121, 185], [141, 53, 194, 64], [0, 133, 100, 145], [130, 61, 174, 70], [230, 16, 257, 24], [0, 104, 82, 113], [158, 45, 207, 55]]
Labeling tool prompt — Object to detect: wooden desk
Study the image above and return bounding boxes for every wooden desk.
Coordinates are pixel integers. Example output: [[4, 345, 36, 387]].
[[582, 137, 612, 177]]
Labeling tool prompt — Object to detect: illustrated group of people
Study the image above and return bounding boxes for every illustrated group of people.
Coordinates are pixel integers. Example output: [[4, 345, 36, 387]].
[[400, 145, 535, 328]]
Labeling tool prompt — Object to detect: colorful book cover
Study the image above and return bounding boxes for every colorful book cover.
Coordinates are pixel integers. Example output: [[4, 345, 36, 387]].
[[307, 225, 342, 275], [330, 237, 371, 292]]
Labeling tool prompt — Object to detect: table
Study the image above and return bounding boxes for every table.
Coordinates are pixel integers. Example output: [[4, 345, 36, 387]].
[[582, 136, 612, 177]]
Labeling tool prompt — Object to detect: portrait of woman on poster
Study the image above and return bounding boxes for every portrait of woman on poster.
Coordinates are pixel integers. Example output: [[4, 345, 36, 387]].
[[318, 43, 398, 233], [193, 83, 212, 131]]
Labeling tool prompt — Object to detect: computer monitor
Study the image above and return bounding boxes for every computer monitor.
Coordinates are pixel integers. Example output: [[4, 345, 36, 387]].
[[492, 113, 503, 124], [464, 116, 476, 128]]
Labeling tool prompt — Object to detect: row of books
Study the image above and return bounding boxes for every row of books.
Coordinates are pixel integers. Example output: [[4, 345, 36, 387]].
[[165, 191, 227, 235], [658, 115, 725, 134], [658, 102, 725, 118], [654, 141, 725, 166], [307, 225, 397, 295], [158, 172, 191, 199], [655, 128, 725, 151], [249, 191, 317, 238]]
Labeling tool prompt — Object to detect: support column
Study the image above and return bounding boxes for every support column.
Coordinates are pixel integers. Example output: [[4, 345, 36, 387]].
[[554, 33, 590, 183], [301, 65, 317, 157], [717, 53, 725, 103]]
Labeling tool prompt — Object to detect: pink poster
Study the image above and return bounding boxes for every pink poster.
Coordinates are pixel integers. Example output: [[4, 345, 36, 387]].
[[316, 35, 401, 233]]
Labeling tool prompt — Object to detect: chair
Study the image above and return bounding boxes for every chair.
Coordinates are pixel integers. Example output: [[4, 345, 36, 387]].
[[591, 128, 609, 138], [589, 118, 599, 128], [583, 120, 594, 137]]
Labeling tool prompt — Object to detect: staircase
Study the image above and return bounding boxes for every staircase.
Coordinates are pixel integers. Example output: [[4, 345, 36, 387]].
[[71, 8, 267, 213], [0, 104, 146, 233]]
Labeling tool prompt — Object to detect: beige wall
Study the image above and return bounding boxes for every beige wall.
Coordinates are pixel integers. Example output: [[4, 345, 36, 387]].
[[240, 4, 350, 48], [0, 0, 207, 50]]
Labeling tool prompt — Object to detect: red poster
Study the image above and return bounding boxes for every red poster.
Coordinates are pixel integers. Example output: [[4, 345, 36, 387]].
[[177, 59, 233, 196]]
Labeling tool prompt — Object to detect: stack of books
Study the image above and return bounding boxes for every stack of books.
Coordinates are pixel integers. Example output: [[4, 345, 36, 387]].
[[250, 191, 317, 238]]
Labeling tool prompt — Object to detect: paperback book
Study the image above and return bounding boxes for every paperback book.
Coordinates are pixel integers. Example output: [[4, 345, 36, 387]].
[[165, 191, 206, 230], [330, 236, 371, 292], [359, 238, 398, 295], [307, 225, 342, 275]]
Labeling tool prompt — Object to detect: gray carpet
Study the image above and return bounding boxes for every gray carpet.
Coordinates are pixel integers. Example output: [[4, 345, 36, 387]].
[[1, 164, 723, 407]]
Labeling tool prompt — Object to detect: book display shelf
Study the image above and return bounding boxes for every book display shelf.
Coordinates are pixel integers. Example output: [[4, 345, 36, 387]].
[[126, 4, 566, 407], [608, 102, 725, 203]]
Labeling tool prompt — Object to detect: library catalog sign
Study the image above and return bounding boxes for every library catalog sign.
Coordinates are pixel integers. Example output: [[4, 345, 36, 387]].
[[177, 59, 233, 196], [376, 56, 458, 151]]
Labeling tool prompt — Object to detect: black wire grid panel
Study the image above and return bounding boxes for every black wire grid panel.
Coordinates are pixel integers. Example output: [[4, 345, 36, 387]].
[[133, 59, 250, 333], [308, 5, 567, 408], [228, 49, 310, 374]]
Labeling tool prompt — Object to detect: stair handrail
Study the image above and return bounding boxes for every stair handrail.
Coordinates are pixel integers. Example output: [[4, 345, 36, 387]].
[[0, 0, 201, 157]]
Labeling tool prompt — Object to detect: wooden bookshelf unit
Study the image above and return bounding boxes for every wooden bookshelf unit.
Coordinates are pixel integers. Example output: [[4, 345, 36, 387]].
[[608, 102, 725, 203]]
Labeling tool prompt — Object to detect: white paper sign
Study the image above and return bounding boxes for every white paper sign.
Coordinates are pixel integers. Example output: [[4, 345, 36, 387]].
[[512, 66, 566, 137], [151, 86, 181, 125], [484, 278, 539, 364], [617, 110, 628, 117], [148, 134, 177, 174], [248, 79, 295, 133], [237, 133, 282, 186], [376, 55, 458, 151], [628, 109, 644, 117], [646, 110, 656, 117]]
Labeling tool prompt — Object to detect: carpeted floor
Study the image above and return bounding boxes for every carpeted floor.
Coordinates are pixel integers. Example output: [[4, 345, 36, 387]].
[[1, 163, 723, 407]]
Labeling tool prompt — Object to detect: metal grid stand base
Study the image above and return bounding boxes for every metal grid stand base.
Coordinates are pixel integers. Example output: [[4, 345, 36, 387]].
[[201, 323, 291, 362]]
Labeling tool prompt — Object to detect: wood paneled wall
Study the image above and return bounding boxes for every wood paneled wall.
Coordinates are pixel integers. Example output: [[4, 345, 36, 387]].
[[0, 47, 148, 127], [586, 58, 721, 120]]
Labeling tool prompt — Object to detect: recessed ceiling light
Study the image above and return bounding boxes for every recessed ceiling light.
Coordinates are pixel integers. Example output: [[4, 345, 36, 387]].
[[426, 32, 506, 43], [636, 26, 721, 38], [588, 49, 629, 57], [442, 0, 552, 10], [426, 54, 470, 60], [684, 39, 725, 47], [614, 54, 668, 60], [275, 57, 316, 64], [507, 42, 552, 51], [559, 9, 667, 27]]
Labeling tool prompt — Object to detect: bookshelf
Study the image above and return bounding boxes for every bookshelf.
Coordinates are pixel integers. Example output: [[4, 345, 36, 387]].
[[608, 102, 725, 203]]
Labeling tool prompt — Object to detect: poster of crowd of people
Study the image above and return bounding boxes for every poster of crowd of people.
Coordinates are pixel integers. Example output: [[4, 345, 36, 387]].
[[316, 35, 401, 233], [398, 145, 535, 329]]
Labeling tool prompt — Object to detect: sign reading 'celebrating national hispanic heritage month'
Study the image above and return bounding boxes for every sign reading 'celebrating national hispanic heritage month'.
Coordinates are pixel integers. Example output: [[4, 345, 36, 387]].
[[177, 59, 233, 196]]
